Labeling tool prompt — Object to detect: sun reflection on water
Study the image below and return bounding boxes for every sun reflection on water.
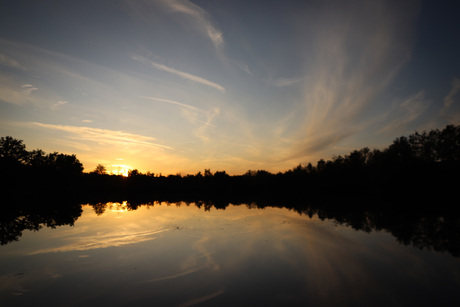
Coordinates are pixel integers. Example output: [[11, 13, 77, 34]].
[[107, 201, 129, 213]]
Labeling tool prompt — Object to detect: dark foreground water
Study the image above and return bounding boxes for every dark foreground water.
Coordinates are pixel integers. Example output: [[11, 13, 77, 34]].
[[1, 202, 459, 306]]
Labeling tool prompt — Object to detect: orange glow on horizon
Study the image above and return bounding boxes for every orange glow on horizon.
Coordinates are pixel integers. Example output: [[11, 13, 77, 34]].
[[111, 165, 130, 177]]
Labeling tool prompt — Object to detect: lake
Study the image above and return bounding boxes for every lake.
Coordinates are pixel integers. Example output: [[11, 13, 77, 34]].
[[1, 201, 459, 306]]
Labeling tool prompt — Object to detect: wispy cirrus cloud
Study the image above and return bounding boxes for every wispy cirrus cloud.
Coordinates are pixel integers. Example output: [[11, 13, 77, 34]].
[[378, 90, 430, 133], [132, 55, 225, 92], [141, 96, 219, 141], [443, 78, 460, 108], [50, 100, 68, 110], [123, 0, 223, 51], [140, 96, 203, 112], [280, 0, 420, 161], [29, 122, 174, 150], [441, 77, 460, 124], [125, 0, 250, 76], [0, 78, 40, 105], [2, 82, 67, 110], [0, 52, 26, 70], [155, 0, 224, 51], [269, 77, 303, 88], [21, 84, 38, 95]]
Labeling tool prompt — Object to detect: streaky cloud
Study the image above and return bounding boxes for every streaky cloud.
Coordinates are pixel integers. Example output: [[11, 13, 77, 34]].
[[21, 84, 38, 95], [282, 0, 420, 162], [140, 96, 203, 112], [156, 0, 224, 50], [132, 55, 225, 92], [441, 77, 460, 124], [378, 90, 429, 134], [0, 52, 26, 70], [140, 95, 219, 140], [0, 77, 42, 106], [444, 78, 460, 108], [269, 77, 303, 88], [232, 59, 252, 76], [50, 100, 68, 110], [29, 122, 174, 150], [142, 95, 221, 143]]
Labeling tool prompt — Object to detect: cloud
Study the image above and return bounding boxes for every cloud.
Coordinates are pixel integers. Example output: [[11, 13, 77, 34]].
[[1, 81, 68, 109], [231, 60, 252, 76], [125, 0, 251, 76], [0, 53, 26, 70], [443, 78, 460, 108], [141, 96, 203, 112], [156, 0, 224, 50], [123, 0, 223, 51], [190, 107, 220, 141], [280, 0, 420, 161], [21, 84, 38, 95], [378, 91, 429, 133], [50, 100, 68, 110], [0, 78, 40, 105], [29, 122, 174, 150], [141, 96, 219, 141], [132, 55, 225, 92], [269, 77, 303, 88], [441, 77, 460, 124]]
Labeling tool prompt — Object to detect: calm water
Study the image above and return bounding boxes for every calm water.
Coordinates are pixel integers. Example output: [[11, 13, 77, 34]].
[[1, 201, 459, 306]]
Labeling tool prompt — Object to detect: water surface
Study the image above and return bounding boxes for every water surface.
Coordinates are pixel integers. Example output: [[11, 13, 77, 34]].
[[1, 201, 459, 306]]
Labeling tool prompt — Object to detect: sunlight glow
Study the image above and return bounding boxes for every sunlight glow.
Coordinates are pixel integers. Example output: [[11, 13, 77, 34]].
[[108, 201, 129, 213], [111, 165, 131, 177], [1, 1, 458, 175]]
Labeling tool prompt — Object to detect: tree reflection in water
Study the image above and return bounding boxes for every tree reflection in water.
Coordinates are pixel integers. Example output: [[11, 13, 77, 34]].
[[0, 199, 82, 246], [1, 198, 459, 257]]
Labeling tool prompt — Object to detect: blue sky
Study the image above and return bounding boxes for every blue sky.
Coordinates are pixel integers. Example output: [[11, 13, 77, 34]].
[[1, 0, 459, 175]]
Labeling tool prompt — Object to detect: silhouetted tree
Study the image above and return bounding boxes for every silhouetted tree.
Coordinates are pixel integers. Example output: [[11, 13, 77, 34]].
[[128, 169, 141, 177], [316, 159, 326, 172], [92, 164, 107, 175], [49, 152, 83, 175], [92, 202, 107, 215], [3, 124, 459, 203], [214, 170, 229, 178], [1, 201, 83, 245], [28, 149, 47, 168], [0, 136, 29, 166], [244, 170, 257, 176]]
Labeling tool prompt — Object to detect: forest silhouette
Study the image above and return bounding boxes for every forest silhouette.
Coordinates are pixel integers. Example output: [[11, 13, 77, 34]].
[[2, 125, 460, 255], [1, 124, 459, 203]]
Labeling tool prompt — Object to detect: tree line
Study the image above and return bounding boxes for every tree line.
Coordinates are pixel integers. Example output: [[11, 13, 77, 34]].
[[1, 124, 459, 202], [0, 136, 83, 174]]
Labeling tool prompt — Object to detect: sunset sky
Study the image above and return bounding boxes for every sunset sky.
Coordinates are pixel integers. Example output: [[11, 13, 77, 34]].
[[1, 0, 459, 175]]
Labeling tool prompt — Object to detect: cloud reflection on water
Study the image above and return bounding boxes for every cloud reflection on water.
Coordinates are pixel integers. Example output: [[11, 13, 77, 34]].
[[1, 202, 460, 306], [27, 229, 167, 255]]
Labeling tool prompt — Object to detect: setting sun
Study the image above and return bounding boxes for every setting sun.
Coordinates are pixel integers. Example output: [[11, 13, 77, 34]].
[[111, 165, 130, 177], [1, 1, 460, 306]]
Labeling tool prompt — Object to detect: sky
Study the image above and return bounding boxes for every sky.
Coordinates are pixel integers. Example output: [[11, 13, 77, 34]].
[[1, 0, 460, 175]]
